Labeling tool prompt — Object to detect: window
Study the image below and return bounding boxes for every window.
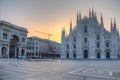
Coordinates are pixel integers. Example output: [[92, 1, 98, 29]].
[[73, 53, 76, 59], [73, 45, 76, 49], [67, 45, 69, 49], [73, 37, 76, 42], [36, 53, 37, 56], [36, 47, 38, 50], [33, 47, 34, 50], [3, 33, 7, 39], [67, 52, 69, 59], [106, 42, 109, 47], [29, 46, 31, 50], [84, 24, 87, 32], [22, 37, 25, 42], [97, 34, 100, 40], [36, 42, 38, 45], [84, 37, 87, 42], [27, 46, 28, 50], [106, 52, 110, 58], [97, 43, 100, 48]]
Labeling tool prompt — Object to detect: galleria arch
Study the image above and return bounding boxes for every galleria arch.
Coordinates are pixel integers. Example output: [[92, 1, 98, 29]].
[[9, 35, 19, 58], [0, 21, 28, 58]]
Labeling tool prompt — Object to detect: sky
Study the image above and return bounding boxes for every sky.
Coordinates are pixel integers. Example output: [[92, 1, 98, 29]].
[[0, 0, 120, 43]]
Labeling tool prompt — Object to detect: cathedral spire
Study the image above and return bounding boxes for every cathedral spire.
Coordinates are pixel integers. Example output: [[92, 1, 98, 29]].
[[94, 11, 97, 19], [114, 18, 116, 31], [92, 7, 94, 17], [101, 13, 103, 24], [77, 11, 79, 23], [70, 19, 72, 34], [62, 27, 65, 41], [79, 11, 81, 20], [89, 8, 91, 18], [111, 18, 113, 32]]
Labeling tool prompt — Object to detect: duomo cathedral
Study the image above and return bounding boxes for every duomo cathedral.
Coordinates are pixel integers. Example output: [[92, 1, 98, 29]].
[[61, 9, 120, 59]]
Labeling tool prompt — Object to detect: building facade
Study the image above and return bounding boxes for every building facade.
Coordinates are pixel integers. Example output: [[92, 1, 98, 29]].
[[0, 21, 28, 58], [27, 36, 61, 59], [61, 9, 120, 59], [0, 21, 61, 59], [48, 40, 61, 58], [27, 36, 49, 58]]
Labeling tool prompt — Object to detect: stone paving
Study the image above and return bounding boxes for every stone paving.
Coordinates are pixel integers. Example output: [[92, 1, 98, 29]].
[[0, 59, 120, 80]]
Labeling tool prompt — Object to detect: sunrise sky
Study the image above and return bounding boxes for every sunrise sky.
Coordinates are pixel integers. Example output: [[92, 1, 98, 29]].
[[0, 0, 120, 43]]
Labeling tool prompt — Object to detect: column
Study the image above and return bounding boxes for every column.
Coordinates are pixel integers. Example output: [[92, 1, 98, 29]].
[[0, 44, 1, 57], [15, 46, 17, 58], [1, 26, 3, 39], [24, 48, 27, 58], [7, 45, 9, 58], [18, 44, 21, 58]]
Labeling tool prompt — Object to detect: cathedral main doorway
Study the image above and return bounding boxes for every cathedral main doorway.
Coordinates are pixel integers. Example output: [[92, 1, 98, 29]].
[[106, 52, 110, 59], [67, 53, 69, 59], [84, 50, 88, 59], [97, 52, 100, 59], [9, 35, 19, 58]]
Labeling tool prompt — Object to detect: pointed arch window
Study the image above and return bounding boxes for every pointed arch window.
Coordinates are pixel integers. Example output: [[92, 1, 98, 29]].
[[84, 26, 87, 33], [73, 37, 76, 42], [96, 34, 100, 40], [97, 43, 100, 48], [84, 22, 87, 33], [73, 45, 76, 49], [84, 37, 87, 43], [106, 42, 109, 47], [67, 45, 69, 49]]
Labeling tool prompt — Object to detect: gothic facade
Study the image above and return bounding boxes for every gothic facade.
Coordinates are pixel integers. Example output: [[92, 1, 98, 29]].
[[61, 9, 120, 59]]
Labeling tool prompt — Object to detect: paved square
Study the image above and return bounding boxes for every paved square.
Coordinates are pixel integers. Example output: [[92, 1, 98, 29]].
[[0, 59, 120, 80]]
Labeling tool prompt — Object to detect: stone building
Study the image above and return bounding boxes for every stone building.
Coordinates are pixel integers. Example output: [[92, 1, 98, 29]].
[[26, 36, 49, 58], [61, 9, 120, 59], [0, 21, 28, 58], [26, 36, 61, 59]]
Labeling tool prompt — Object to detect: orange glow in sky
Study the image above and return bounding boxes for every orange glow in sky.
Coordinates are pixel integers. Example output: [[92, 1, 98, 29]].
[[0, 0, 120, 43]]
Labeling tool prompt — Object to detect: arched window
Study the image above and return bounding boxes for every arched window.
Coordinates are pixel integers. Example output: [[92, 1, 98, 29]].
[[36, 53, 37, 56], [106, 42, 109, 47], [36, 47, 38, 50], [96, 34, 100, 40], [73, 45, 76, 49], [97, 43, 100, 48], [84, 37, 87, 42], [84, 24, 87, 32], [29, 53, 31, 56], [73, 37, 76, 42], [22, 37, 25, 42], [67, 45, 69, 49], [3, 33, 7, 39], [27, 52, 29, 56]]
